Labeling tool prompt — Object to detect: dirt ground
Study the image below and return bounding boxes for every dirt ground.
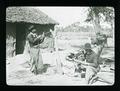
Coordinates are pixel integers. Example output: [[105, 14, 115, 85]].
[[6, 46, 114, 86]]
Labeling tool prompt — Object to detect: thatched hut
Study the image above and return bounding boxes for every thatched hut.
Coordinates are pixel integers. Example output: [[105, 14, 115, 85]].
[[6, 7, 59, 58]]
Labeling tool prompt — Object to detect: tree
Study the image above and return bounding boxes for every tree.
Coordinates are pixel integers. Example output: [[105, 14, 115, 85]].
[[102, 7, 114, 40], [85, 7, 114, 35]]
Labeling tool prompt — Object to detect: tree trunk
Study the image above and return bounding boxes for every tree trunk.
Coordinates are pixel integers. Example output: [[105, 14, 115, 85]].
[[93, 15, 102, 34], [111, 21, 114, 47]]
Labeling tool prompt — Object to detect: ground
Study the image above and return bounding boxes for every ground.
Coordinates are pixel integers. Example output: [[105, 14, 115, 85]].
[[6, 48, 114, 86]]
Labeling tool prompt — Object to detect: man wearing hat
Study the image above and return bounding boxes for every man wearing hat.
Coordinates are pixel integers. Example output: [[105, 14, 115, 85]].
[[74, 42, 105, 84], [82, 43, 99, 84], [27, 25, 45, 75], [83, 42, 106, 84]]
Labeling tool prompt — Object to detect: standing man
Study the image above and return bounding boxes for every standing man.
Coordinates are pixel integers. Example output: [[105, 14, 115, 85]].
[[27, 25, 45, 75]]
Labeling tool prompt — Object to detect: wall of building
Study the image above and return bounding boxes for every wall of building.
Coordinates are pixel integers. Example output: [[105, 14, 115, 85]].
[[16, 23, 27, 54], [6, 22, 16, 58]]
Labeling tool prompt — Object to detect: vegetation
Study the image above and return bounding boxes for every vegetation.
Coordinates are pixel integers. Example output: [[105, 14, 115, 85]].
[[85, 7, 114, 36]]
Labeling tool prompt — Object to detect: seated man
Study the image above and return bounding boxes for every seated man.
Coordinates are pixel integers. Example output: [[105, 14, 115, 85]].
[[74, 43, 104, 84]]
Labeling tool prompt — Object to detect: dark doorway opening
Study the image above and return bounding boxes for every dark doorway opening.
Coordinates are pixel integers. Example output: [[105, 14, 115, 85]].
[[16, 23, 27, 54]]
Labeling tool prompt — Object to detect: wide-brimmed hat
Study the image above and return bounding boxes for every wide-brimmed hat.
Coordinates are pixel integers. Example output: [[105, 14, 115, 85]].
[[83, 43, 92, 49]]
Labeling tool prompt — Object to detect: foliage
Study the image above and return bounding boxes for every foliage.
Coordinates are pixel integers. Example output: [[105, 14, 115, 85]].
[[85, 7, 114, 24], [58, 22, 94, 32], [85, 7, 114, 36]]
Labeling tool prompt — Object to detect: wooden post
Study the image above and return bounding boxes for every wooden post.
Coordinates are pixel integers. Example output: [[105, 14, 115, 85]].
[[50, 29, 63, 75], [112, 20, 114, 47]]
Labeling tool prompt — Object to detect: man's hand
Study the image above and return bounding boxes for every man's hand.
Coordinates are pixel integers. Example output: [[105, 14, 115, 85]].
[[37, 35, 42, 39], [37, 32, 45, 38]]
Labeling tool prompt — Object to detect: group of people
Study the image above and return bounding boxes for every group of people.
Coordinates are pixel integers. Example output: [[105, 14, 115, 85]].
[[26, 25, 107, 84]]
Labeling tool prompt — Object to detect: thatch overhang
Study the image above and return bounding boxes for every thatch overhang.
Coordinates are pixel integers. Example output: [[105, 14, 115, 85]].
[[6, 7, 59, 25]]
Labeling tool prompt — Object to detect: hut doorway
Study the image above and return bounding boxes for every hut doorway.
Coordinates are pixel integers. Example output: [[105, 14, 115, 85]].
[[16, 23, 27, 54]]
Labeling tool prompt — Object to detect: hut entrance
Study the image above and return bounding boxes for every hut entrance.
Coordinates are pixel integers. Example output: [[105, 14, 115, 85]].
[[16, 23, 27, 54]]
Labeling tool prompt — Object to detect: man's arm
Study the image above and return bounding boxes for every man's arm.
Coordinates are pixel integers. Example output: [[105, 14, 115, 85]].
[[27, 34, 34, 43], [27, 33, 45, 44], [33, 36, 42, 43], [74, 59, 89, 66], [38, 32, 45, 43], [74, 57, 98, 67]]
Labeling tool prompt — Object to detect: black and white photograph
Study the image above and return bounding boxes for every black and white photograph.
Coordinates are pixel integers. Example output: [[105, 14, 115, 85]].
[[6, 6, 115, 86]]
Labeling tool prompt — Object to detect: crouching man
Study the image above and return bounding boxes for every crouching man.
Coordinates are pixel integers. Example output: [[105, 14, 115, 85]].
[[74, 43, 104, 84]]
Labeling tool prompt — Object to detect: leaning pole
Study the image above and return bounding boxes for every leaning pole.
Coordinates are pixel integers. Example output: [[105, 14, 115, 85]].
[[50, 29, 63, 75]]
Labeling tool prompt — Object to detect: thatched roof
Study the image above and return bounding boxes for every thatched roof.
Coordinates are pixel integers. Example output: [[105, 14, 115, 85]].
[[6, 7, 59, 25]]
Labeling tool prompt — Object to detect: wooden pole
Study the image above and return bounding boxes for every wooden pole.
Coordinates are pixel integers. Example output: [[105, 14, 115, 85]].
[[112, 20, 114, 47], [50, 29, 63, 75]]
